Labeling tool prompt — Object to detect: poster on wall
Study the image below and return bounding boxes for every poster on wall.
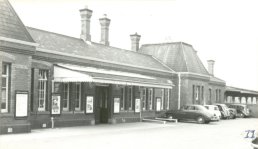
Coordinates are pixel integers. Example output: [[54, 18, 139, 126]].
[[51, 94, 61, 115], [114, 98, 120, 113], [86, 96, 94, 113], [135, 98, 141, 113], [156, 98, 161, 111], [15, 91, 28, 118]]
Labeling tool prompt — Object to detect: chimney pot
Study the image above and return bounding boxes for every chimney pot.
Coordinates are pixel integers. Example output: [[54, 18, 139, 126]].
[[99, 14, 111, 46], [130, 32, 141, 52], [80, 6, 92, 42], [207, 60, 215, 76]]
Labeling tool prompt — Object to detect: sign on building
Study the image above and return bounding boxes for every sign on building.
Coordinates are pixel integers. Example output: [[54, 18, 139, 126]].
[[15, 91, 28, 118], [51, 94, 61, 115], [86, 96, 94, 113], [135, 98, 141, 113], [114, 97, 120, 113]]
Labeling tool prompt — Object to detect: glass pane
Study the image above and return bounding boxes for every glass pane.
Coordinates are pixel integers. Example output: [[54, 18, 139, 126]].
[[1, 88, 6, 99], [39, 100, 44, 108], [2, 64, 7, 75], [1, 102, 6, 109], [2, 77, 6, 87]]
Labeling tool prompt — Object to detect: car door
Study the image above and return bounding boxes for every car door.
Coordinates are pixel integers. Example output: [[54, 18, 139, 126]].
[[184, 106, 196, 120]]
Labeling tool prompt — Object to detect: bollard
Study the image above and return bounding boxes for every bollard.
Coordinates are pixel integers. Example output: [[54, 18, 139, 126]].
[[51, 117, 54, 128]]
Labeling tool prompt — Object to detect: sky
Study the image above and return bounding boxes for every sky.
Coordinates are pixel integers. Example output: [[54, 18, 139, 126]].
[[9, 0, 258, 91]]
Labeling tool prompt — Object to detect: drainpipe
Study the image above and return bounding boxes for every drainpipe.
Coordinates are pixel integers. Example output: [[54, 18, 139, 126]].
[[178, 73, 181, 110]]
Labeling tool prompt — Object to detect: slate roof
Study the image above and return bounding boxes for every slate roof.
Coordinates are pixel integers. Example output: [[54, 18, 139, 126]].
[[210, 76, 226, 84], [27, 27, 174, 73], [226, 86, 258, 95], [139, 42, 210, 75], [0, 0, 34, 42]]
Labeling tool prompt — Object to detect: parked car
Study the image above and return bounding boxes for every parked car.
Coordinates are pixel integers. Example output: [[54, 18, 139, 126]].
[[160, 105, 218, 124], [214, 104, 231, 119], [204, 105, 221, 121], [228, 108, 237, 119], [227, 104, 250, 118]]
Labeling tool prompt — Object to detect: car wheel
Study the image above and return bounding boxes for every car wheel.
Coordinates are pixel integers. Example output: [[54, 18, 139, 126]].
[[196, 116, 205, 124], [240, 113, 244, 118]]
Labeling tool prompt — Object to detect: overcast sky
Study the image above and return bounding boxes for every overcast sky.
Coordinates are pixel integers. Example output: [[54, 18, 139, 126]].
[[9, 0, 258, 91]]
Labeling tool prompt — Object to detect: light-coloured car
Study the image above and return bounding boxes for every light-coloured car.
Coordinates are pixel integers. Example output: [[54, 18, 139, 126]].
[[204, 105, 221, 121]]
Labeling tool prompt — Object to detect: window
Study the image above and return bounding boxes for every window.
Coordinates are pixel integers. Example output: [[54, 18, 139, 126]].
[[215, 89, 218, 103], [192, 85, 195, 103], [63, 83, 69, 111], [38, 70, 48, 111], [121, 87, 125, 110], [209, 89, 212, 103], [166, 89, 170, 110], [1, 63, 10, 113], [141, 88, 147, 110], [196, 86, 200, 101], [128, 86, 133, 110], [161, 89, 164, 110], [75, 83, 81, 111], [147, 88, 153, 110]]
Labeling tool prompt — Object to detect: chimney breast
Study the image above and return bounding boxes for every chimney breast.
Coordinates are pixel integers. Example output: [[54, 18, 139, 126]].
[[130, 32, 141, 52], [207, 60, 215, 76], [99, 14, 110, 46], [80, 6, 92, 42]]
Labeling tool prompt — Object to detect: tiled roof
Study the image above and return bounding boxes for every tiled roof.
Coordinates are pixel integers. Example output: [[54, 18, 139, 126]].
[[0, 0, 34, 42], [27, 27, 174, 73], [226, 86, 258, 95], [139, 42, 209, 75]]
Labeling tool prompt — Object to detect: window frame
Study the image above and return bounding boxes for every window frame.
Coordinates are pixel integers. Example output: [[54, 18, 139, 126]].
[[75, 82, 81, 111], [38, 69, 48, 112], [166, 89, 170, 110], [1, 63, 10, 113], [141, 88, 147, 111], [147, 88, 153, 110], [128, 86, 133, 110], [160, 89, 164, 110], [62, 83, 69, 111]]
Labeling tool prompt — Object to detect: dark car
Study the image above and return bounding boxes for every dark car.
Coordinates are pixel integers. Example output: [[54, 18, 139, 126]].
[[228, 108, 237, 119], [161, 105, 217, 124], [214, 104, 231, 119], [227, 104, 250, 118]]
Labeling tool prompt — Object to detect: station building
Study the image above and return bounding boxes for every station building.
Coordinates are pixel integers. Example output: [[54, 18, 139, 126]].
[[0, 0, 256, 134]]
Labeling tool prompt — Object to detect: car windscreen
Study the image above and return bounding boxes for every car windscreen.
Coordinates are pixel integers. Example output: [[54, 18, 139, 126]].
[[214, 106, 219, 110]]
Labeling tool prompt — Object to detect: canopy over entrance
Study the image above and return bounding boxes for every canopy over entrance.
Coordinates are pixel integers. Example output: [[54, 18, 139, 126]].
[[53, 64, 173, 89]]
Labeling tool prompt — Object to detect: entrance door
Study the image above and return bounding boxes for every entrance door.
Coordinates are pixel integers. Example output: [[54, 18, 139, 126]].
[[95, 86, 109, 124]]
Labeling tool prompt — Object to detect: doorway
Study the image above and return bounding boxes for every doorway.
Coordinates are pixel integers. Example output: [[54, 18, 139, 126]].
[[95, 86, 109, 124]]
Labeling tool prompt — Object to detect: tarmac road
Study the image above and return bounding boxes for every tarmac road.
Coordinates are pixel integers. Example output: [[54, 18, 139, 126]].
[[0, 118, 257, 149]]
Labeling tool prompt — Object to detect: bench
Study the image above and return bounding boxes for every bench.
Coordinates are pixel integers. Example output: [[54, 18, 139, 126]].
[[142, 118, 167, 124], [155, 117, 178, 123]]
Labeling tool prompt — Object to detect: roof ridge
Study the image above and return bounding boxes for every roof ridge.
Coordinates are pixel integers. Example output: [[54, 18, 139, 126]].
[[141, 42, 193, 47], [5, 0, 35, 43], [27, 27, 156, 58], [192, 47, 210, 75], [151, 56, 176, 73], [27, 26, 82, 41], [180, 42, 189, 72]]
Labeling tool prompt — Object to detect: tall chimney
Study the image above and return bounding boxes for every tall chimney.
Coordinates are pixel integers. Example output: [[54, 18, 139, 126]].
[[130, 32, 141, 51], [99, 14, 110, 46], [80, 6, 92, 42], [207, 60, 215, 76]]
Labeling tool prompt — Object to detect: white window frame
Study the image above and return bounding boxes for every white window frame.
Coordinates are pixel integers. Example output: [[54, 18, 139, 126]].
[[128, 86, 133, 110], [141, 88, 147, 111], [148, 88, 153, 110], [38, 70, 47, 111], [1, 63, 9, 113], [63, 83, 69, 111], [75, 83, 81, 111], [121, 87, 125, 110], [161, 89, 164, 110], [166, 89, 170, 110]]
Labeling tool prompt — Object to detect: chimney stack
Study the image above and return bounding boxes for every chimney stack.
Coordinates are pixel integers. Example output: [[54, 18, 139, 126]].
[[99, 14, 110, 46], [130, 32, 141, 52], [207, 60, 215, 76], [80, 6, 92, 42]]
